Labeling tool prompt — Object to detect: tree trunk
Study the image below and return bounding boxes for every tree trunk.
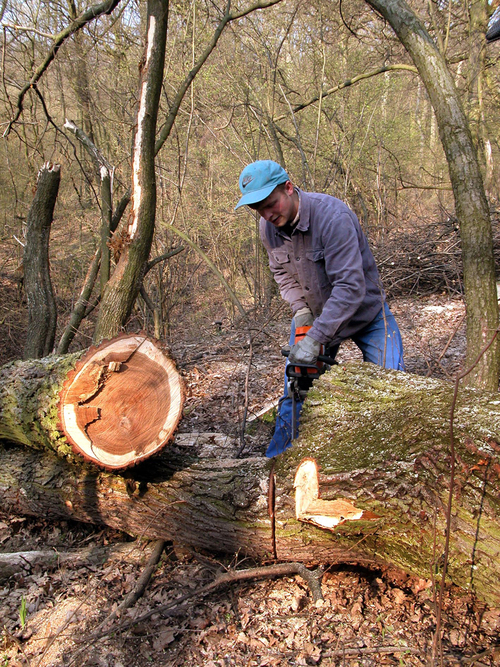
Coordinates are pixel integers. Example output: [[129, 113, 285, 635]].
[[59, 120, 130, 354], [1, 361, 500, 606], [100, 166, 112, 295], [93, 0, 168, 343], [1, 334, 184, 469], [92, 0, 283, 344], [364, 0, 500, 391], [23, 162, 60, 360]]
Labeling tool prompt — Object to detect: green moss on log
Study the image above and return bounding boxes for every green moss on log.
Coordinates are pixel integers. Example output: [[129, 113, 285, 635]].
[[298, 364, 498, 472], [0, 352, 83, 455], [274, 362, 500, 606]]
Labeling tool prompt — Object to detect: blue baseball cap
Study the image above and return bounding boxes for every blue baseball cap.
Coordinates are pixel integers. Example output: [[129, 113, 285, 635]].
[[235, 160, 290, 210]]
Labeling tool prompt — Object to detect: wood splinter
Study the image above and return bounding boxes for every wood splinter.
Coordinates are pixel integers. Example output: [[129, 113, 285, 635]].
[[294, 458, 379, 530]]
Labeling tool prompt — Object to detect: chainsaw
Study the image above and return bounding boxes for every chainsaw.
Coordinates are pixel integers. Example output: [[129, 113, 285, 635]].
[[281, 346, 337, 440]]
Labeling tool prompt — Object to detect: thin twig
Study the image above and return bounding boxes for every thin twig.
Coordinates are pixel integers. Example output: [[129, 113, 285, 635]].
[[98, 539, 165, 629], [322, 645, 421, 658], [88, 562, 323, 641], [426, 312, 466, 377]]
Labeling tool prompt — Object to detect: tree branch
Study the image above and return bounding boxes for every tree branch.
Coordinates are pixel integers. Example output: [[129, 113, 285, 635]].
[[155, 0, 285, 155], [95, 562, 324, 639], [145, 247, 185, 273], [100, 539, 166, 628], [57, 248, 101, 354], [139, 285, 156, 314], [2, 23, 55, 39], [3, 0, 122, 137], [64, 119, 114, 173], [274, 64, 418, 122]]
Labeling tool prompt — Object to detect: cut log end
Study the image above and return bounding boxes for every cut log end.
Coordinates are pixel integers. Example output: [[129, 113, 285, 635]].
[[58, 334, 185, 470], [294, 458, 379, 529]]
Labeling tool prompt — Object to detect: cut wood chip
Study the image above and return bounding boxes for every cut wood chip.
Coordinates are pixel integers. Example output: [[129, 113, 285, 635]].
[[294, 458, 378, 530], [58, 334, 185, 469]]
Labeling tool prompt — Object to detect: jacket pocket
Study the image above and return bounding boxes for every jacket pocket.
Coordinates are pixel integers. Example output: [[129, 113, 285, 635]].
[[305, 249, 324, 262], [271, 249, 291, 265], [306, 248, 329, 290]]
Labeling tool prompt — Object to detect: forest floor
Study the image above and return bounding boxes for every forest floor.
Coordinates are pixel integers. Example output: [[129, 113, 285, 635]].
[[1, 292, 500, 667]]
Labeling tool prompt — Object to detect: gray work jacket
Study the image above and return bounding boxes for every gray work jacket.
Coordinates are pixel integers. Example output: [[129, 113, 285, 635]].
[[259, 189, 385, 346]]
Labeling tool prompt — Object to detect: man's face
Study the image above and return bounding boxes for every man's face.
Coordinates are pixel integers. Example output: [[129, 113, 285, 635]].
[[253, 181, 298, 227]]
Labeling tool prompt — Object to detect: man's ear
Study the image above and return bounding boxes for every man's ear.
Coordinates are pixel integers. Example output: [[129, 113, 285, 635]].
[[284, 180, 294, 195]]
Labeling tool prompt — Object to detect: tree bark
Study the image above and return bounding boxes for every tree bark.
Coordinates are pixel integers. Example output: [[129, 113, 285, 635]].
[[93, 0, 168, 343], [0, 542, 146, 583], [23, 162, 60, 360], [2, 334, 184, 469], [1, 361, 500, 606], [59, 120, 128, 354], [57, 247, 101, 354], [364, 0, 500, 390]]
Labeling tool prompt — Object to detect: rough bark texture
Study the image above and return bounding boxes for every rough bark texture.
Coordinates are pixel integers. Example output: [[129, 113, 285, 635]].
[[364, 0, 500, 390], [285, 363, 500, 606], [0, 350, 82, 456], [23, 163, 60, 360], [1, 334, 184, 469], [1, 362, 500, 605]]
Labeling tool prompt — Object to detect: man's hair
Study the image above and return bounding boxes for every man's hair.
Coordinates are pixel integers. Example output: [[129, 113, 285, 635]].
[[247, 182, 287, 210]]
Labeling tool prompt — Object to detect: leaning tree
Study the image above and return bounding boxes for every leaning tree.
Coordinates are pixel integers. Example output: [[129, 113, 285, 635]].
[[363, 0, 500, 389]]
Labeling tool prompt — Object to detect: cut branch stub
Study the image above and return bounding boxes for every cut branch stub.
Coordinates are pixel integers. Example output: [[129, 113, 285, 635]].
[[58, 334, 184, 469]]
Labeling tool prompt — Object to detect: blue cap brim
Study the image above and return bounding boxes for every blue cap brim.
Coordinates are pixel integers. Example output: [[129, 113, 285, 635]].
[[234, 183, 278, 210]]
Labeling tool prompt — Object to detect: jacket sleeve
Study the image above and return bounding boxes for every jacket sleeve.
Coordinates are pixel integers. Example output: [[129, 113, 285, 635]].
[[307, 208, 367, 345]]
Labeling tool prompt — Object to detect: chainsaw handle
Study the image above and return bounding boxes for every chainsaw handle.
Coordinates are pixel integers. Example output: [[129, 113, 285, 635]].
[[281, 347, 337, 366]]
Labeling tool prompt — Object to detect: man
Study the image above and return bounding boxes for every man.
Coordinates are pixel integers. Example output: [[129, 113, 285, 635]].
[[235, 160, 404, 457]]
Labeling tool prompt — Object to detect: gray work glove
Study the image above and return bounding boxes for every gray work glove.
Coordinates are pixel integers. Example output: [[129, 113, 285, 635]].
[[294, 306, 313, 328], [288, 334, 321, 365]]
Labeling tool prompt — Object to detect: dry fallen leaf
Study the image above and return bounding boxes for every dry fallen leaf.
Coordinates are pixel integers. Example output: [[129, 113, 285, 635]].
[[152, 626, 178, 651], [392, 588, 406, 605]]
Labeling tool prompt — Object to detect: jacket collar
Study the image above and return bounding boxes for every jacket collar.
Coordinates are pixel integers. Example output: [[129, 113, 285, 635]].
[[295, 188, 310, 232], [274, 188, 310, 238]]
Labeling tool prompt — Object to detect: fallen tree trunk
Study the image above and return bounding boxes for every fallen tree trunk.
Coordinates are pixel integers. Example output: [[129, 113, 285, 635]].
[[0, 334, 184, 469], [0, 541, 151, 583], [1, 361, 499, 606]]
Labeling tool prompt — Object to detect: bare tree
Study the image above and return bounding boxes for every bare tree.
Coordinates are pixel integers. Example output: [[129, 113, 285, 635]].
[[94, 0, 284, 342], [364, 0, 499, 390], [23, 163, 60, 359]]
